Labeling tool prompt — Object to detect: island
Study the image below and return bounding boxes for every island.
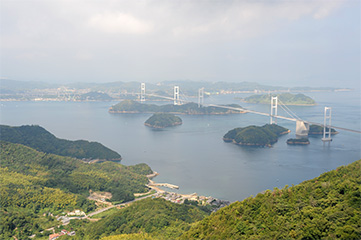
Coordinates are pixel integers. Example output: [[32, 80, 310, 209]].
[[223, 124, 290, 147], [145, 113, 182, 128], [286, 138, 310, 145], [109, 100, 245, 115], [309, 124, 338, 135], [243, 93, 316, 105]]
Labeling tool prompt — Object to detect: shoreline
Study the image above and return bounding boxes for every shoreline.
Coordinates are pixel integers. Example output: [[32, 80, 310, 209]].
[[146, 171, 231, 208]]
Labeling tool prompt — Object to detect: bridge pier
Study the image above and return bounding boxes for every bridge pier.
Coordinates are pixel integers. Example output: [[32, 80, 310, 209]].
[[174, 86, 180, 105], [322, 107, 332, 142], [198, 88, 204, 107], [296, 120, 309, 138], [270, 96, 278, 124], [140, 83, 146, 102]]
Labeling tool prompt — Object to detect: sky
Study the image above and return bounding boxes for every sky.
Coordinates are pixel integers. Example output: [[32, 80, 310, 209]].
[[0, 0, 360, 88]]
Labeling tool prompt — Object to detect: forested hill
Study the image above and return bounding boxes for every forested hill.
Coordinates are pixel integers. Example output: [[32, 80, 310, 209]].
[[0, 141, 152, 239], [0, 124, 121, 160], [181, 159, 361, 239]]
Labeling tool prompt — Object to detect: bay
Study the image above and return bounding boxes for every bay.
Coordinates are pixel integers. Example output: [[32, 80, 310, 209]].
[[1, 90, 360, 202]]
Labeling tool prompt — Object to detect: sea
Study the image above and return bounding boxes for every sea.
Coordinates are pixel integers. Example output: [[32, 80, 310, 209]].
[[1, 90, 360, 202]]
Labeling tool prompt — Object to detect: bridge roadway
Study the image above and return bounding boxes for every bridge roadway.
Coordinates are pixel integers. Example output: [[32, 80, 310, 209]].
[[143, 93, 361, 134]]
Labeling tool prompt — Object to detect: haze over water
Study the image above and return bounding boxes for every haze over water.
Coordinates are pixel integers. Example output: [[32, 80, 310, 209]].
[[1, 90, 360, 201]]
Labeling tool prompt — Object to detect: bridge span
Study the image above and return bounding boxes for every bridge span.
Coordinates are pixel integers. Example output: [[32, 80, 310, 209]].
[[138, 83, 361, 139]]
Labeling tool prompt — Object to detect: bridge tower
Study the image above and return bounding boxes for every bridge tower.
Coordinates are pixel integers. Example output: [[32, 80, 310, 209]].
[[174, 86, 180, 105], [270, 96, 278, 124], [322, 107, 332, 142], [140, 83, 146, 102], [198, 87, 204, 108]]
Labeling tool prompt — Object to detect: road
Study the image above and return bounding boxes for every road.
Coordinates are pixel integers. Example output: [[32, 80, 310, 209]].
[[86, 192, 157, 217]]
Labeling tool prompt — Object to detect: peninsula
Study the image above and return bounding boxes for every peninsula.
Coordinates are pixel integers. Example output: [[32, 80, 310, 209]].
[[223, 124, 290, 147], [145, 113, 182, 128], [243, 93, 316, 105], [109, 100, 244, 115]]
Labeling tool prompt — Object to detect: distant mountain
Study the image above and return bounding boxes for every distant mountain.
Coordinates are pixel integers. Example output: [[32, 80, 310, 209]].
[[0, 79, 58, 90], [243, 93, 316, 105], [0, 125, 121, 160]]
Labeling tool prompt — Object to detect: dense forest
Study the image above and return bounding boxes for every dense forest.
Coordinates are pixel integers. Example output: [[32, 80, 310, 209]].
[[181, 160, 361, 239], [73, 198, 210, 240], [0, 141, 152, 239], [223, 124, 289, 146], [0, 125, 121, 160], [109, 100, 243, 115], [244, 93, 316, 105], [145, 113, 182, 128]]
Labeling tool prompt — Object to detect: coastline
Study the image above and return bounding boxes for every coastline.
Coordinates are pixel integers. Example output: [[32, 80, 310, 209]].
[[146, 171, 230, 208]]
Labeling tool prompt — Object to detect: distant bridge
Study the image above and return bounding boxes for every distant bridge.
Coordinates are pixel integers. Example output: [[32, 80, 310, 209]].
[[138, 83, 361, 142]]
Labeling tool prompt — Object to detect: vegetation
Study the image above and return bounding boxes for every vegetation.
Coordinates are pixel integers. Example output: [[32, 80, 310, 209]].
[[287, 138, 310, 145], [309, 124, 338, 135], [0, 125, 121, 160], [0, 141, 153, 239], [223, 124, 289, 147], [244, 93, 316, 105], [75, 198, 210, 240], [145, 113, 182, 128], [109, 100, 243, 115], [181, 159, 361, 239]]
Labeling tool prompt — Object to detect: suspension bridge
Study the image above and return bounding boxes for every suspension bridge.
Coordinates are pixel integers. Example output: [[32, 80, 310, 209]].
[[138, 83, 361, 142]]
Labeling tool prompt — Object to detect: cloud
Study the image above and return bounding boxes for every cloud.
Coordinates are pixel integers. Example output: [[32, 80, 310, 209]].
[[88, 12, 153, 34]]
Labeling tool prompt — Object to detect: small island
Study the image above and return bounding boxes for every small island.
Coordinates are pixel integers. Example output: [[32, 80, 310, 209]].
[[109, 100, 244, 115], [223, 124, 290, 147], [309, 125, 338, 135], [243, 93, 316, 105], [145, 113, 182, 128], [286, 138, 310, 145]]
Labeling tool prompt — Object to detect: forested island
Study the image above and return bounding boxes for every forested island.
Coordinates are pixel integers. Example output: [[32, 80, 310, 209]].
[[0, 125, 121, 160], [243, 93, 316, 105], [109, 100, 244, 115], [287, 138, 310, 145], [145, 113, 182, 128], [309, 124, 338, 135], [223, 124, 290, 147]]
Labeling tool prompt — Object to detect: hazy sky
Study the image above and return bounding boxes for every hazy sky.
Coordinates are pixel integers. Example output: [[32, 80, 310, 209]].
[[1, 0, 360, 88]]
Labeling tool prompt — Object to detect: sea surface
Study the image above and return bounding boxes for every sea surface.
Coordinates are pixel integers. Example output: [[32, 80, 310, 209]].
[[1, 90, 360, 202]]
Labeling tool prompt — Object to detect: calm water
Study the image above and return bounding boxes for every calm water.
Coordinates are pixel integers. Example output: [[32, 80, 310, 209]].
[[1, 91, 360, 202]]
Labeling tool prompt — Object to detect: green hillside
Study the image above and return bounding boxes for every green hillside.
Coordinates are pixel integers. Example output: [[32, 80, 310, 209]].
[[145, 113, 182, 128], [244, 93, 316, 105], [223, 124, 289, 146], [0, 125, 121, 160], [77, 198, 210, 240], [181, 160, 361, 239], [109, 100, 243, 115], [0, 141, 152, 239]]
